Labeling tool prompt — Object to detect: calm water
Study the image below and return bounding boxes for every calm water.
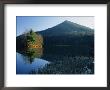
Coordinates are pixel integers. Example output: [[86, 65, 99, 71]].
[[16, 53, 50, 74], [16, 46, 94, 74]]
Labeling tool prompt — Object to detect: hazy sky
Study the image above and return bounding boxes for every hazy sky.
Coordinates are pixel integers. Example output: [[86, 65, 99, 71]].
[[16, 16, 94, 36]]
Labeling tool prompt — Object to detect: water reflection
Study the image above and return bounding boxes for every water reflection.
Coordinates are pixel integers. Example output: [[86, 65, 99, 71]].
[[16, 48, 50, 74], [16, 52, 50, 74], [17, 48, 43, 63], [16, 46, 94, 74]]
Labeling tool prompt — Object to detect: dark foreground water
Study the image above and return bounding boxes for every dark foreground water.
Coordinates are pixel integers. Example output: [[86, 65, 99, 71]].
[[16, 46, 94, 74]]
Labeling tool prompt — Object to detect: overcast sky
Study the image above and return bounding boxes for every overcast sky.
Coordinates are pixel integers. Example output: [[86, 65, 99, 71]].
[[16, 16, 94, 36]]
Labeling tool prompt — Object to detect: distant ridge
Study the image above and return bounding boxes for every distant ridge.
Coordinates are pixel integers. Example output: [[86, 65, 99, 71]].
[[38, 20, 94, 37]]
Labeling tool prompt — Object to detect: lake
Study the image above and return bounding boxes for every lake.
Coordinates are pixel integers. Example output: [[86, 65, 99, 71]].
[[16, 46, 94, 74]]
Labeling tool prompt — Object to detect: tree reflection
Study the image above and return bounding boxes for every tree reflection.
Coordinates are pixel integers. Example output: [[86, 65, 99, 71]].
[[17, 29, 43, 63], [18, 48, 43, 64]]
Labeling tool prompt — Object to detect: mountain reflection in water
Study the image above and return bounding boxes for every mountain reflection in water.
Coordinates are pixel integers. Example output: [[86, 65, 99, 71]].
[[16, 46, 94, 74]]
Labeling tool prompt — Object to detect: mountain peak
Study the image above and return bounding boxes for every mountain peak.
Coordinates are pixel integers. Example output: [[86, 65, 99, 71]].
[[61, 20, 93, 30], [64, 20, 69, 22], [38, 20, 94, 37], [62, 20, 76, 26], [63, 20, 72, 23]]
